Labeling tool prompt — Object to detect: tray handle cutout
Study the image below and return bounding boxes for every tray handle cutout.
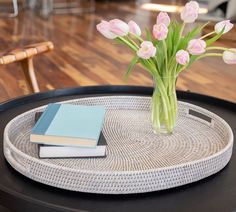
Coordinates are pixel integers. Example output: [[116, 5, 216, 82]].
[[188, 109, 213, 126], [5, 148, 29, 174]]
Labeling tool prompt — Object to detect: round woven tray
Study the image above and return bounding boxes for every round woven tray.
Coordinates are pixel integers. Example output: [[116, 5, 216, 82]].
[[3, 96, 234, 194]]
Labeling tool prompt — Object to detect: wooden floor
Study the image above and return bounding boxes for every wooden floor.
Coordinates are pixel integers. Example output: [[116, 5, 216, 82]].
[[0, 1, 236, 102]]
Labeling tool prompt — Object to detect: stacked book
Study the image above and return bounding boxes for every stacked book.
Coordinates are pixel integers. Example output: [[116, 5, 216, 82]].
[[30, 103, 107, 158]]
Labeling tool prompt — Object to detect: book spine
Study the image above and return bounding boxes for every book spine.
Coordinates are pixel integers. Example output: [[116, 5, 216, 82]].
[[32, 104, 61, 135], [96, 109, 106, 145]]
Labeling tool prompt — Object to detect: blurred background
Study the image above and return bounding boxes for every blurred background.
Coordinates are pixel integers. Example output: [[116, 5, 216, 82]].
[[0, 0, 235, 102]]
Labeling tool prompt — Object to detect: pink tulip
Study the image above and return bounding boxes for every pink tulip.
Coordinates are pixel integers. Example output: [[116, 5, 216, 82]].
[[153, 23, 168, 40], [156, 12, 170, 27], [176, 50, 190, 65], [96, 20, 117, 39], [215, 20, 234, 34], [180, 1, 199, 23], [187, 39, 206, 55], [128, 20, 141, 36], [137, 41, 156, 59], [187, 1, 199, 10], [109, 19, 129, 36], [223, 48, 236, 64]]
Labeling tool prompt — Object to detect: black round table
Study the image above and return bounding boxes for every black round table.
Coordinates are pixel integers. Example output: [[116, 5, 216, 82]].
[[0, 86, 235, 212]]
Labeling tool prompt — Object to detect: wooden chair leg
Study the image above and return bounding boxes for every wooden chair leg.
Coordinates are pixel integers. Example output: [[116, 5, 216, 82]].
[[20, 57, 40, 93]]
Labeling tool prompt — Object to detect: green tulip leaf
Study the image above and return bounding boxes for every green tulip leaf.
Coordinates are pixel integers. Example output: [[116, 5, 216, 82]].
[[124, 56, 139, 80]]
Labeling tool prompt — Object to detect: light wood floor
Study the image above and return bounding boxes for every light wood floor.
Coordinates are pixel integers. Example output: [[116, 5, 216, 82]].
[[0, 1, 235, 102]]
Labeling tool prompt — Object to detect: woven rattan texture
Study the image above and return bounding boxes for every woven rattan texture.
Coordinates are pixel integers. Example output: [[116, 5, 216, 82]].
[[3, 96, 233, 194]]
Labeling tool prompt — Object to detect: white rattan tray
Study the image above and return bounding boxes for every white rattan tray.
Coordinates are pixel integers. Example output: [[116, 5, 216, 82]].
[[3, 96, 234, 194]]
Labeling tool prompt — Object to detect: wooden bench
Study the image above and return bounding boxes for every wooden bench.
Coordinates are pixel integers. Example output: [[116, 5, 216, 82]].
[[0, 41, 54, 93]]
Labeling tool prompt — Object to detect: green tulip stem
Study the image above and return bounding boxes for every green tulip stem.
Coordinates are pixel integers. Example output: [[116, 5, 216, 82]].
[[117, 37, 138, 52], [206, 46, 235, 52], [162, 40, 168, 77], [179, 23, 185, 38], [196, 53, 223, 61], [129, 32, 144, 42], [126, 36, 140, 49], [200, 31, 215, 40]]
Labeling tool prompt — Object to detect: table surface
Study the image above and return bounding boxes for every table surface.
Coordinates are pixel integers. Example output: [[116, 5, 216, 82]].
[[0, 86, 235, 212]]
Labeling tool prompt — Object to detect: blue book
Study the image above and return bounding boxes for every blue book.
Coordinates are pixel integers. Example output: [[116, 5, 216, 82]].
[[30, 103, 106, 147]]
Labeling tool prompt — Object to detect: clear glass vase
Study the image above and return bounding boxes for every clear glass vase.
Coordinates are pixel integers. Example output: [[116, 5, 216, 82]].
[[151, 76, 178, 134]]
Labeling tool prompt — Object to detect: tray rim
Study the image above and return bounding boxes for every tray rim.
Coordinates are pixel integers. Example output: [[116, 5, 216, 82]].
[[3, 95, 234, 174], [1, 86, 235, 112]]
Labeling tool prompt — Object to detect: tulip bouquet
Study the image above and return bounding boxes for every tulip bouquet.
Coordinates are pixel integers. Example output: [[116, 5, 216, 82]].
[[97, 1, 235, 134]]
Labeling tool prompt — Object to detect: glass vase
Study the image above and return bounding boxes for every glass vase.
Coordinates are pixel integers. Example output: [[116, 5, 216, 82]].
[[151, 76, 178, 134]]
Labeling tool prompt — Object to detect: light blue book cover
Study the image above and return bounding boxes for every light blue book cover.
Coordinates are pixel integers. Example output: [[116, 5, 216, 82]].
[[32, 103, 105, 145]]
